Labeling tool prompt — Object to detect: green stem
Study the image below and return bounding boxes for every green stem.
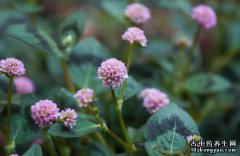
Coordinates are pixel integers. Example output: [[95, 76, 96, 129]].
[[59, 58, 76, 93], [111, 88, 131, 145], [82, 145, 87, 156], [120, 43, 133, 100], [95, 132, 107, 146], [106, 128, 133, 151], [27, 0, 37, 24], [88, 105, 134, 151], [126, 43, 133, 72], [183, 25, 202, 78], [188, 25, 202, 63], [43, 132, 58, 156], [6, 76, 13, 143], [52, 137, 70, 156], [87, 106, 108, 145]]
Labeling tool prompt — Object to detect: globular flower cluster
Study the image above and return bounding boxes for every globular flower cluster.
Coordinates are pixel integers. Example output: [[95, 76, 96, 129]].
[[10, 154, 18, 156], [59, 108, 77, 129], [14, 77, 35, 95], [31, 99, 78, 129], [191, 5, 217, 29], [98, 58, 128, 88], [124, 3, 151, 24], [0, 58, 25, 76], [121, 27, 147, 47], [140, 88, 170, 113], [31, 100, 60, 128], [74, 88, 94, 107]]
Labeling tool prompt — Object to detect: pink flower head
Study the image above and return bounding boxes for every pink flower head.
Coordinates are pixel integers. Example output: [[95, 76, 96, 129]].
[[0, 58, 25, 76], [14, 77, 35, 95], [98, 58, 128, 88], [31, 100, 59, 128], [59, 108, 77, 129], [187, 135, 194, 143], [140, 88, 170, 113], [192, 5, 217, 29], [74, 88, 94, 107], [121, 27, 147, 47], [124, 3, 151, 24], [10, 154, 18, 156]]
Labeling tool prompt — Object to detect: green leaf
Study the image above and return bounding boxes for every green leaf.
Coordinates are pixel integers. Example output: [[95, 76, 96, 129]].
[[0, 11, 27, 33], [227, 22, 240, 50], [23, 144, 43, 156], [69, 63, 106, 94], [184, 73, 231, 94], [88, 142, 113, 156], [12, 0, 43, 13], [4, 24, 63, 57], [146, 130, 186, 156], [145, 103, 199, 155], [115, 76, 142, 101], [47, 55, 63, 83], [101, 1, 127, 23], [132, 124, 147, 143], [60, 10, 85, 42], [12, 95, 40, 144], [45, 87, 78, 109], [47, 116, 101, 138], [71, 37, 110, 59]]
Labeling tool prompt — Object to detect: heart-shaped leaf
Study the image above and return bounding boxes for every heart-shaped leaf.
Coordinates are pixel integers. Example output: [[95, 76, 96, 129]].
[[47, 116, 101, 138], [4, 24, 63, 57], [145, 103, 199, 156]]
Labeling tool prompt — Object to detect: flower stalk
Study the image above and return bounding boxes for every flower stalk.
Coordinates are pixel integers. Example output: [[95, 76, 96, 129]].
[[188, 25, 202, 65], [59, 58, 75, 93], [120, 43, 133, 100], [182, 25, 202, 78], [6, 76, 13, 143], [88, 105, 135, 152], [111, 88, 131, 145]]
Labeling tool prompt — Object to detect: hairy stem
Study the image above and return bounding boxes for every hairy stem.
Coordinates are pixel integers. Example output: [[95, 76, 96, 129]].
[[6, 76, 13, 143], [111, 88, 131, 145], [59, 58, 75, 93]]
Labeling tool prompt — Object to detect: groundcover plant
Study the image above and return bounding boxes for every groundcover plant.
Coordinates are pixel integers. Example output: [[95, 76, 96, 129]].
[[0, 0, 240, 156]]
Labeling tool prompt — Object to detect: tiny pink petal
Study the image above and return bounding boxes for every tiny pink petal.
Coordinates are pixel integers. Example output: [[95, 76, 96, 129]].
[[192, 5, 217, 29], [60, 108, 77, 129], [121, 27, 147, 47], [31, 99, 59, 128], [0, 58, 25, 76], [98, 58, 128, 88], [124, 3, 151, 24], [74, 88, 94, 108], [140, 88, 170, 113], [14, 77, 35, 95]]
